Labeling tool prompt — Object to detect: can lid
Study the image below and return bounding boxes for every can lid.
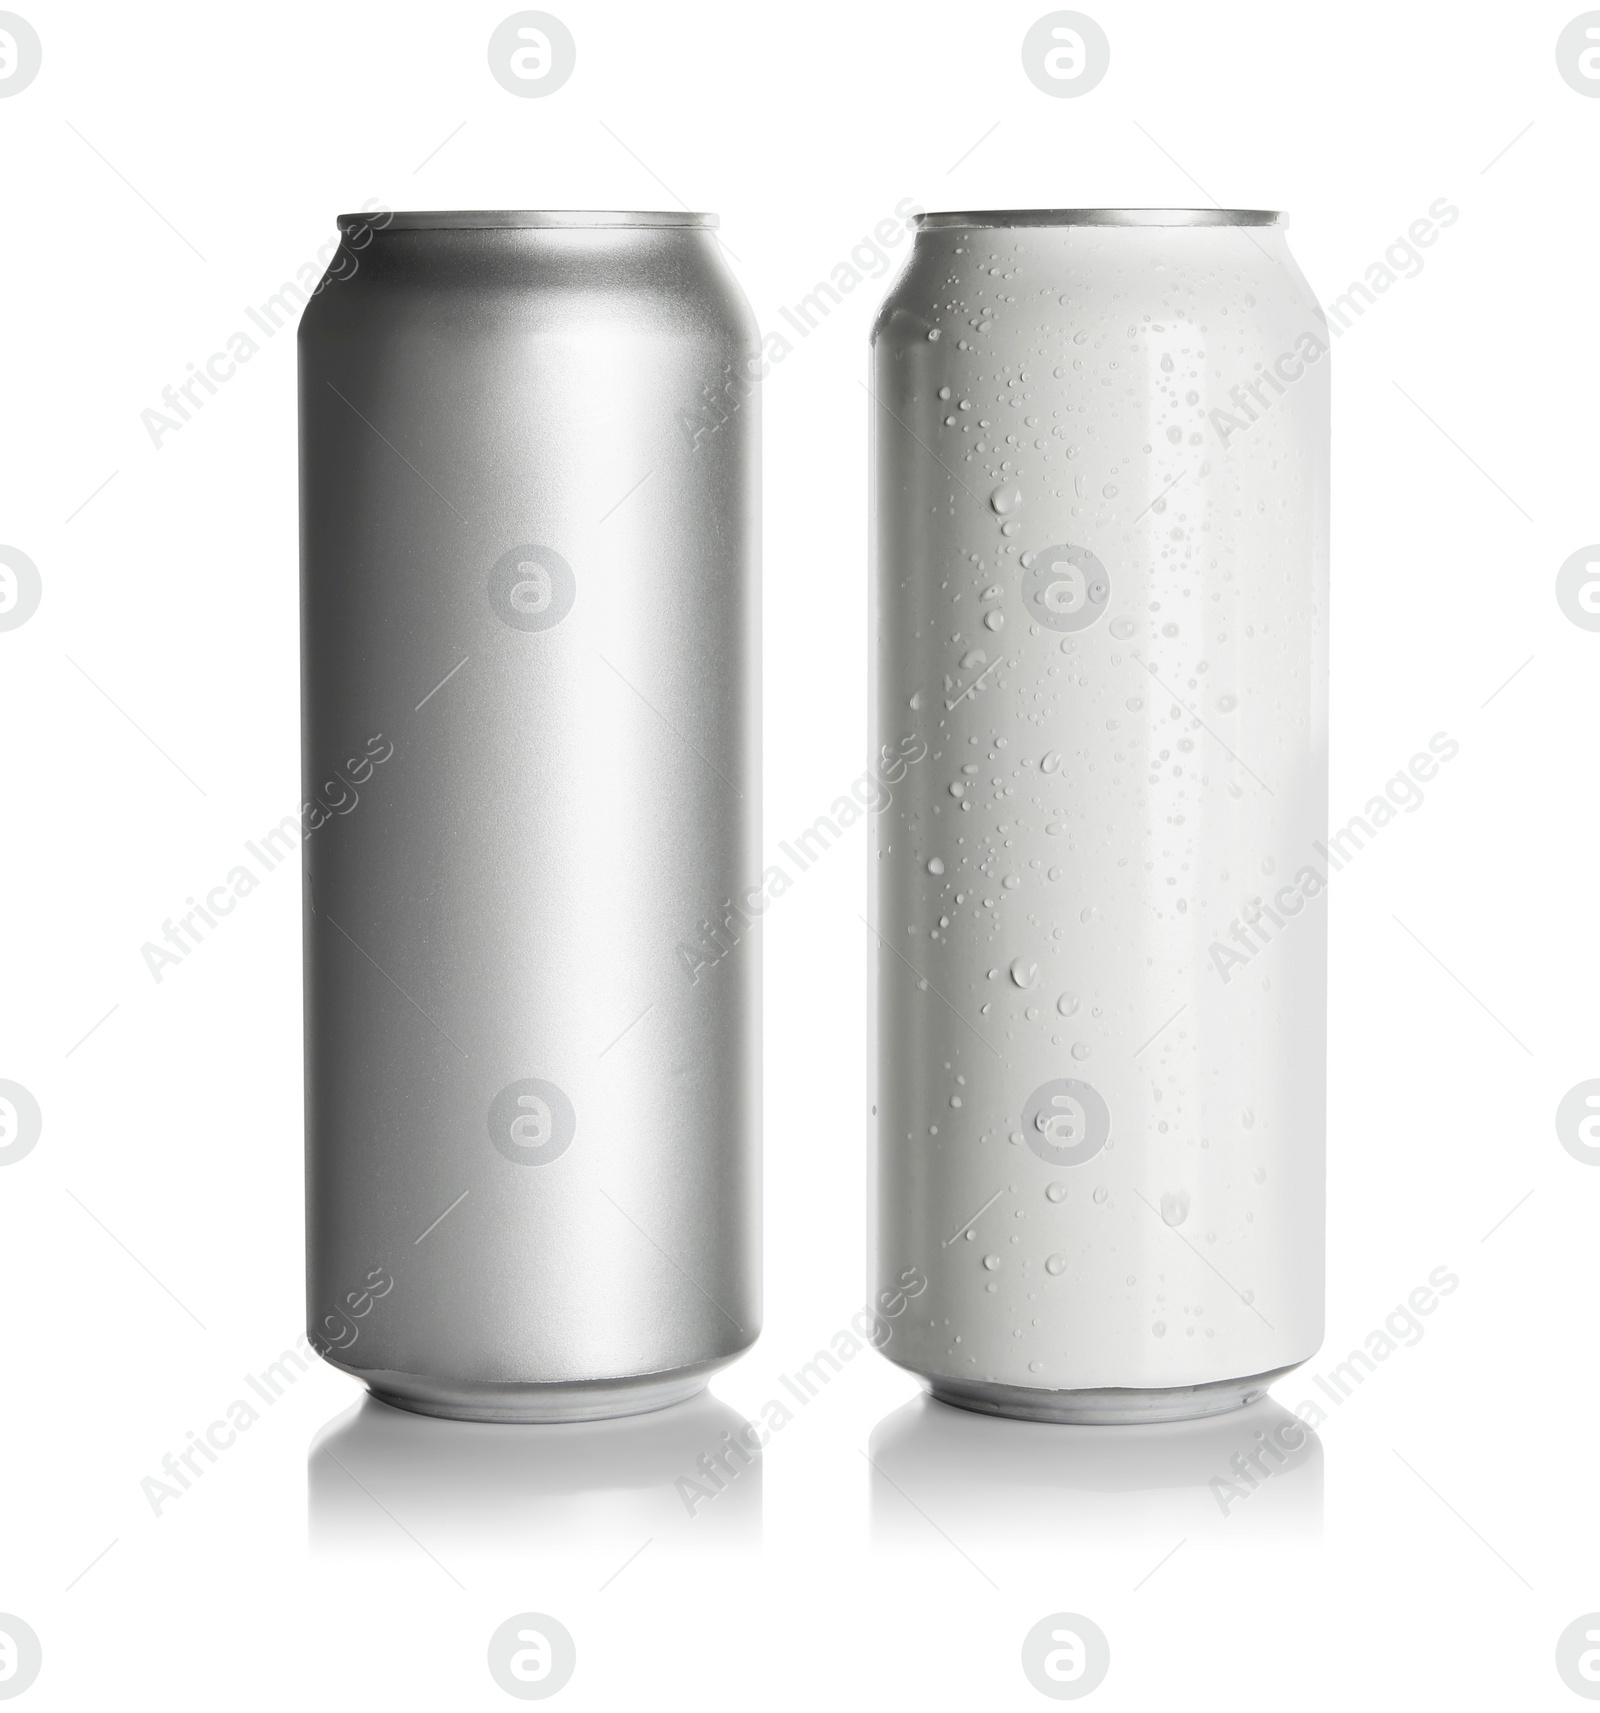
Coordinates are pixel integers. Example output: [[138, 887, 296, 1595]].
[[337, 210, 719, 231], [916, 208, 1285, 229]]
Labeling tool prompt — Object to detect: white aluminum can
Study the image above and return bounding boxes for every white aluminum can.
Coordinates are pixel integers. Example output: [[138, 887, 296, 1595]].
[[870, 209, 1329, 1424]]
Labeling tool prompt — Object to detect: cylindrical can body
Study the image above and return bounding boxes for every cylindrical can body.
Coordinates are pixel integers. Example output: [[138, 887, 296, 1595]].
[[870, 210, 1328, 1424], [300, 210, 760, 1422]]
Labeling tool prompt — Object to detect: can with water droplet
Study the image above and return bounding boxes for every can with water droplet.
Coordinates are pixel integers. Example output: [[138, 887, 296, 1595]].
[[870, 209, 1328, 1422], [300, 210, 761, 1420]]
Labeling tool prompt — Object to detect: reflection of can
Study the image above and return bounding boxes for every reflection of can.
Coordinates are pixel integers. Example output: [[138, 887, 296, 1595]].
[[870, 210, 1329, 1423], [301, 211, 760, 1421]]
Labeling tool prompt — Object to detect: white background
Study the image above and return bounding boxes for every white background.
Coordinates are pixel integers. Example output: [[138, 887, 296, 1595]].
[[1, 0, 1597, 1706]]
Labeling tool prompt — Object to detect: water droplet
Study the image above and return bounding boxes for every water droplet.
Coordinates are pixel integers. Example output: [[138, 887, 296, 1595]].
[[909, 691, 922, 710], [982, 1254, 1000, 1270], [927, 856, 945, 875], [1028, 1358, 1044, 1372], [1110, 618, 1136, 640], [1161, 1190, 1190, 1227], [1045, 1182, 1067, 1202], [1056, 993, 1078, 1017], [1092, 1185, 1108, 1205], [1159, 353, 1174, 373], [1152, 1320, 1167, 1337], [1217, 693, 1237, 712], [1071, 1041, 1090, 1061], [1251, 1166, 1267, 1184], [937, 386, 951, 400], [1241, 1106, 1255, 1130], [1045, 1254, 1066, 1276], [950, 1095, 963, 1108], [984, 609, 1004, 632], [1040, 750, 1060, 773], [988, 483, 1022, 516], [1009, 958, 1037, 989], [926, 328, 941, 341], [949, 781, 965, 799]]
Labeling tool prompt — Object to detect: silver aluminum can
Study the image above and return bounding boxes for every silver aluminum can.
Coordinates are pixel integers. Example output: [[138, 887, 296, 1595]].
[[300, 210, 760, 1422], [870, 209, 1328, 1424]]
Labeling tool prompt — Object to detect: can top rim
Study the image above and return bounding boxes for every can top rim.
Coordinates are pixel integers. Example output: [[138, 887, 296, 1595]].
[[338, 210, 719, 232], [916, 208, 1285, 229]]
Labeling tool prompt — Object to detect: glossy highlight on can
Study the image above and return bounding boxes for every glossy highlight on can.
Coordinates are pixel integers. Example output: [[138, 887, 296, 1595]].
[[300, 210, 760, 1422]]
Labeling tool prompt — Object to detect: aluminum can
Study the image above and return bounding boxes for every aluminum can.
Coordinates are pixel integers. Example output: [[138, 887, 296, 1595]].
[[300, 210, 760, 1422], [870, 209, 1328, 1423]]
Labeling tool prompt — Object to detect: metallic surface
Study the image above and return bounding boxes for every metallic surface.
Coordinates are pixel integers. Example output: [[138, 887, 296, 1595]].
[[926, 1366, 1293, 1426], [917, 209, 1283, 229], [870, 210, 1329, 1423], [351, 210, 719, 231], [300, 212, 760, 1421]]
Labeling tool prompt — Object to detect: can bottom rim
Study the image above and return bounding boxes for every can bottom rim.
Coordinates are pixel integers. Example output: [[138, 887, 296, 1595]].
[[322, 1354, 734, 1424], [924, 1363, 1302, 1426]]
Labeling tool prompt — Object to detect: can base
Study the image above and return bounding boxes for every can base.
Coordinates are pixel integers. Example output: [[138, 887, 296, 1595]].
[[330, 1359, 725, 1424], [924, 1365, 1298, 1427]]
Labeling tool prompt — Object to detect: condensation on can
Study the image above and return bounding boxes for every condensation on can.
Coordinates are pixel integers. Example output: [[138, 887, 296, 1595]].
[[869, 209, 1329, 1424]]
